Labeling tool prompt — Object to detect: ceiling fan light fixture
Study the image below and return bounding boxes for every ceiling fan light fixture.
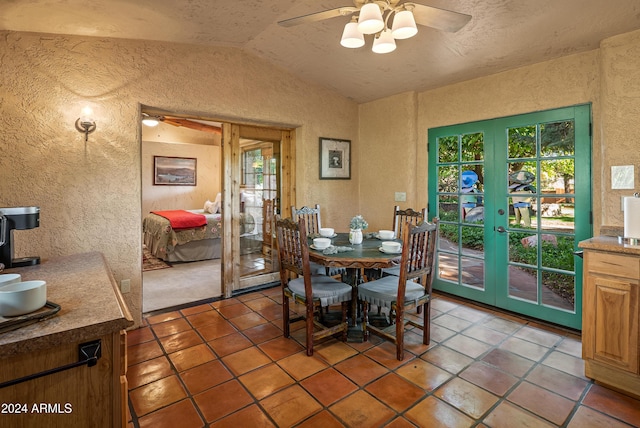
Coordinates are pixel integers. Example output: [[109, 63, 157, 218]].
[[391, 10, 418, 39], [372, 28, 396, 54], [142, 114, 160, 127], [340, 20, 365, 48], [357, 2, 384, 35]]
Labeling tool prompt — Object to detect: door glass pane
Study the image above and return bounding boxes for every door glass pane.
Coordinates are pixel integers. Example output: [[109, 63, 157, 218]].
[[540, 121, 575, 157], [438, 165, 458, 193], [508, 125, 536, 158], [508, 264, 538, 303], [461, 132, 484, 161], [438, 136, 459, 162], [541, 270, 575, 311]]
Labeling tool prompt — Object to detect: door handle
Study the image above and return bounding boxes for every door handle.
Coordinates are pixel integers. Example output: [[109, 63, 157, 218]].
[[496, 226, 506, 233]]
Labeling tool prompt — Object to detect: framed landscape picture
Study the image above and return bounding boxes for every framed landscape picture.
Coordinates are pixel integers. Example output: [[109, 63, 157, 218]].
[[319, 137, 351, 179], [154, 156, 197, 185]]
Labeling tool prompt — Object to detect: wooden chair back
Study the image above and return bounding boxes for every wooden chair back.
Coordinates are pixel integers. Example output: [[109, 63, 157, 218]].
[[397, 218, 439, 299], [393, 206, 426, 239], [291, 204, 322, 236], [275, 216, 311, 280]]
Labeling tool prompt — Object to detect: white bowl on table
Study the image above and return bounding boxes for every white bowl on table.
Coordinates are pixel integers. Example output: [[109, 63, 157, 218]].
[[381, 241, 401, 253], [319, 228, 334, 237], [378, 230, 395, 240], [0, 280, 47, 317], [313, 237, 332, 249], [0, 274, 21, 287]]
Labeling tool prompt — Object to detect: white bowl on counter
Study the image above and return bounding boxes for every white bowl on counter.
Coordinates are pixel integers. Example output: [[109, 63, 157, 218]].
[[381, 241, 402, 253], [0, 280, 47, 317], [0, 274, 22, 287], [313, 237, 332, 249], [319, 228, 335, 237]]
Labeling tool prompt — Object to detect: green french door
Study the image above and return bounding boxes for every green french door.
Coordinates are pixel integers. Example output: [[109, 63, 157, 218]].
[[428, 105, 591, 329]]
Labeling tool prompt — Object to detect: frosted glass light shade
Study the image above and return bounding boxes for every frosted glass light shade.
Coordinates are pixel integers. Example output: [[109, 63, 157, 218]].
[[391, 10, 417, 39], [340, 21, 365, 48], [372, 29, 396, 54], [357, 3, 384, 34]]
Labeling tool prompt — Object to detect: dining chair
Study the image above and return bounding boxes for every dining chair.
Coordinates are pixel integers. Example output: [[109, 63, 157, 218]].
[[380, 206, 427, 278], [275, 216, 352, 356], [358, 218, 439, 360]]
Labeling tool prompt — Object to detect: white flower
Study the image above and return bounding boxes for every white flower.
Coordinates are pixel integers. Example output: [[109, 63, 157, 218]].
[[349, 215, 368, 230]]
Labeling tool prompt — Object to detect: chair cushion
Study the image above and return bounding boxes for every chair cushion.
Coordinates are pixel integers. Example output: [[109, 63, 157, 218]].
[[358, 275, 426, 308], [381, 266, 401, 276], [288, 275, 352, 307], [309, 261, 346, 277]]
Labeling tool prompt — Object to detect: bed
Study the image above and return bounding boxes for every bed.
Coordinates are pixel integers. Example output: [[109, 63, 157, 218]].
[[143, 209, 256, 262]]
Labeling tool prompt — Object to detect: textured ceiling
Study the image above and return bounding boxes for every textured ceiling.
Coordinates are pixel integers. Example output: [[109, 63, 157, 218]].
[[2, 0, 640, 103]]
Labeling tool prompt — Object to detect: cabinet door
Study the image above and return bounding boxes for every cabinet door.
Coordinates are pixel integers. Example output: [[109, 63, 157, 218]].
[[585, 274, 639, 373]]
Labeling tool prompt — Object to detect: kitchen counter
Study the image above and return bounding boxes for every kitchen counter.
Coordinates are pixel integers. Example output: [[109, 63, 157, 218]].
[[579, 235, 640, 257], [0, 252, 133, 358]]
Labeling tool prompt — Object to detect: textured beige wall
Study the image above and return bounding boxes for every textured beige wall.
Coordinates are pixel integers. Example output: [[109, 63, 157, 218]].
[[0, 31, 359, 326], [141, 141, 220, 215]]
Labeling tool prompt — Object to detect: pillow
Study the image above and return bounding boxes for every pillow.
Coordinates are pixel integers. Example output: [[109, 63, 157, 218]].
[[212, 193, 222, 214], [204, 199, 215, 214]]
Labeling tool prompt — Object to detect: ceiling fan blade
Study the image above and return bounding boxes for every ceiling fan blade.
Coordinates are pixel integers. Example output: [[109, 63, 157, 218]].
[[278, 7, 358, 27], [409, 3, 471, 33]]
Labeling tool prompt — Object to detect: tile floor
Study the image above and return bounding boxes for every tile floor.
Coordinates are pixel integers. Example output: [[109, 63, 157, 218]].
[[126, 287, 640, 427]]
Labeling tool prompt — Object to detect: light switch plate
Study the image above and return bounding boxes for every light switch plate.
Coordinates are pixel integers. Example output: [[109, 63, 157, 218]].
[[120, 279, 131, 293], [395, 192, 406, 202]]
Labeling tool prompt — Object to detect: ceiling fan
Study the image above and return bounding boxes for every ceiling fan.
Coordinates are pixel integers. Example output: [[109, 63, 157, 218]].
[[278, 0, 471, 53]]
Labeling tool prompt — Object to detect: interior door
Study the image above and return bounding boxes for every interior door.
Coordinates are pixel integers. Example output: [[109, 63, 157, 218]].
[[429, 105, 591, 329]]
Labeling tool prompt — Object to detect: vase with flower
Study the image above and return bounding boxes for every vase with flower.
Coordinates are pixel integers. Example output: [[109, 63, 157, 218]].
[[349, 215, 368, 245]]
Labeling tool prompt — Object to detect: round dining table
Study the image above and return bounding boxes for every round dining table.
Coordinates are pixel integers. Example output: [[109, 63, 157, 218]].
[[307, 232, 402, 340]]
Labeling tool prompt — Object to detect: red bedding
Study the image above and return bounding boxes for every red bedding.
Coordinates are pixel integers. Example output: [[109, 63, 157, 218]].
[[151, 210, 207, 230]]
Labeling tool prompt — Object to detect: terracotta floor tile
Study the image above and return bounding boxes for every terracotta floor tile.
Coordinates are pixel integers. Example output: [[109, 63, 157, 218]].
[[299, 368, 358, 406], [405, 396, 474, 428], [507, 381, 575, 425], [193, 379, 254, 423], [258, 336, 305, 360], [159, 329, 204, 354], [152, 318, 192, 338], [186, 310, 224, 329], [567, 405, 634, 428], [180, 359, 234, 395], [221, 346, 271, 376], [238, 363, 295, 400], [328, 390, 396, 427], [313, 340, 359, 365], [422, 345, 474, 374], [208, 331, 253, 357], [244, 296, 278, 311], [459, 361, 519, 396], [129, 375, 187, 417], [217, 303, 253, 319], [127, 326, 155, 346], [196, 318, 238, 341], [514, 325, 563, 348], [555, 336, 582, 358], [127, 356, 173, 389], [384, 416, 419, 428], [168, 343, 216, 372], [242, 322, 282, 344], [260, 385, 323, 427], [430, 298, 460, 313], [442, 334, 493, 359], [138, 399, 203, 428], [481, 348, 535, 377], [462, 324, 508, 346], [365, 373, 425, 412], [525, 364, 589, 401], [258, 303, 285, 322], [146, 311, 182, 325], [277, 352, 329, 380], [128, 340, 164, 366], [211, 297, 241, 308], [429, 323, 457, 343], [395, 358, 452, 391], [434, 377, 499, 419], [481, 316, 524, 335], [582, 384, 640, 426], [498, 336, 549, 361], [402, 329, 434, 356], [482, 401, 555, 428], [180, 303, 213, 316], [334, 354, 389, 386], [432, 313, 473, 332], [365, 341, 415, 369], [229, 312, 268, 330], [296, 410, 345, 428], [448, 305, 491, 323], [541, 350, 586, 379], [209, 404, 276, 428]]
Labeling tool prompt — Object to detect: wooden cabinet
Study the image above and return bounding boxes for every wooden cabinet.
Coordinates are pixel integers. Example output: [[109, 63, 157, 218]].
[[582, 245, 640, 398]]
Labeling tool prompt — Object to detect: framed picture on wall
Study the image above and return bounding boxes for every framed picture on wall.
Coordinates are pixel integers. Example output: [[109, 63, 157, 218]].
[[319, 137, 351, 179], [154, 156, 197, 185]]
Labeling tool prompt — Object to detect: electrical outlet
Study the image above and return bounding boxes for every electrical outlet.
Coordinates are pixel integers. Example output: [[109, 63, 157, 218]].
[[120, 279, 131, 293], [395, 192, 406, 202]]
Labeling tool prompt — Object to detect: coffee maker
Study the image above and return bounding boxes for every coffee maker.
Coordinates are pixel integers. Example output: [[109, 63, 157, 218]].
[[0, 207, 41, 268]]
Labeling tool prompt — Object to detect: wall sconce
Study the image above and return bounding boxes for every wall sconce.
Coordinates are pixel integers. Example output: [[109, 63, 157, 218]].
[[141, 113, 160, 127], [75, 106, 96, 142]]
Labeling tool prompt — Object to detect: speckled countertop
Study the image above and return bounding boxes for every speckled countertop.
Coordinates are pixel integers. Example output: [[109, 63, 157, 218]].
[[579, 236, 640, 256], [0, 252, 133, 358]]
